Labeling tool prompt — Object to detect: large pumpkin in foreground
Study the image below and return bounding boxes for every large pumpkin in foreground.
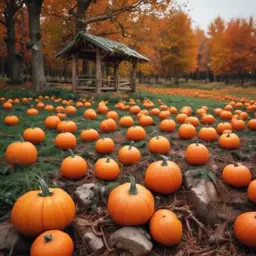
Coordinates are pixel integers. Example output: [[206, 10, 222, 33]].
[[234, 212, 256, 247], [31, 230, 74, 256], [11, 178, 75, 236], [108, 176, 154, 225]]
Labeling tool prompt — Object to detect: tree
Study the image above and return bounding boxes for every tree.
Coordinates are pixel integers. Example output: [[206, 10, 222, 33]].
[[25, 0, 47, 90], [0, 0, 24, 82]]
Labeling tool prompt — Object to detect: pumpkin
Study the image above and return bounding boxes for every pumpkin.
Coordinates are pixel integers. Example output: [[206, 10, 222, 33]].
[[148, 135, 171, 154], [200, 114, 215, 125], [222, 162, 251, 188], [57, 112, 67, 119], [248, 119, 256, 130], [84, 101, 92, 107], [55, 106, 65, 113], [97, 104, 109, 114], [65, 106, 77, 115], [234, 212, 256, 247], [199, 127, 217, 142], [106, 111, 119, 121], [176, 113, 188, 124], [139, 115, 154, 126], [45, 116, 61, 129], [23, 127, 45, 144], [214, 108, 223, 116], [216, 122, 232, 134], [5, 141, 38, 165], [119, 116, 134, 127], [37, 102, 45, 109], [84, 109, 97, 120], [185, 116, 200, 127], [185, 142, 210, 165], [80, 129, 99, 142], [11, 178, 75, 236], [239, 111, 249, 120], [150, 108, 160, 115], [95, 157, 120, 180], [31, 230, 74, 256], [126, 126, 146, 141], [55, 132, 77, 149], [219, 132, 240, 149], [95, 138, 115, 154], [150, 209, 182, 246], [4, 115, 19, 126], [169, 106, 177, 114], [100, 118, 117, 133], [220, 110, 233, 120], [60, 151, 87, 180], [231, 119, 246, 131], [44, 104, 54, 111], [118, 144, 141, 165], [3, 101, 13, 109], [248, 180, 256, 203], [145, 157, 182, 194], [76, 102, 83, 108], [180, 106, 192, 116], [178, 123, 196, 139], [158, 110, 171, 120], [159, 119, 176, 133], [108, 176, 154, 225], [57, 121, 77, 133], [129, 105, 141, 114], [27, 107, 39, 116]]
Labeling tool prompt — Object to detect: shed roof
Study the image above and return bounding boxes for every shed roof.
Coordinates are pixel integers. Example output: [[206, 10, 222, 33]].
[[56, 32, 149, 62]]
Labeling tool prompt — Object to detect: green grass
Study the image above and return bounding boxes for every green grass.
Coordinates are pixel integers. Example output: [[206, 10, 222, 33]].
[[0, 91, 255, 219]]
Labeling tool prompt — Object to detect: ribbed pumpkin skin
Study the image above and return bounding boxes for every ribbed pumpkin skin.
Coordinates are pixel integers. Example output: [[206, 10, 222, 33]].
[[4, 115, 19, 126], [219, 133, 240, 149], [178, 123, 196, 139], [57, 121, 77, 133], [95, 157, 120, 180], [118, 145, 141, 165], [148, 136, 171, 154], [23, 128, 45, 144], [126, 126, 146, 141], [5, 141, 38, 165], [150, 209, 182, 246], [11, 188, 75, 237], [145, 160, 182, 194], [185, 143, 210, 165], [31, 230, 74, 256], [45, 116, 61, 129], [95, 138, 115, 153], [199, 127, 218, 142], [234, 212, 256, 247], [80, 129, 99, 142], [55, 132, 77, 150], [108, 182, 154, 225]]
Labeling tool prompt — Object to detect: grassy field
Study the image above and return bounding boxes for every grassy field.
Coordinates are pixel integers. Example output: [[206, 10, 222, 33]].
[[1, 87, 256, 255]]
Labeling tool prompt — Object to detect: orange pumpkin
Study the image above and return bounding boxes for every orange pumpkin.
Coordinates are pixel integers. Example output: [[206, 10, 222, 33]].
[[118, 144, 141, 165], [4, 115, 19, 126], [248, 119, 256, 130], [139, 115, 154, 127], [84, 109, 97, 120], [231, 119, 246, 131], [158, 110, 171, 120], [199, 127, 218, 142], [185, 116, 200, 127], [45, 115, 61, 129], [176, 113, 188, 124], [97, 104, 109, 114], [80, 129, 99, 142], [108, 176, 154, 225], [145, 157, 182, 194], [95, 138, 115, 154], [60, 152, 87, 180], [185, 142, 210, 165], [220, 110, 233, 120], [126, 126, 146, 141], [65, 106, 77, 115], [150, 108, 160, 115], [219, 132, 240, 149], [214, 108, 222, 116], [222, 163, 251, 188], [27, 107, 39, 116], [106, 111, 119, 121], [216, 122, 232, 134], [55, 132, 77, 149], [5, 141, 38, 166], [100, 118, 117, 133], [234, 212, 256, 247], [119, 116, 134, 127], [44, 104, 54, 111], [148, 135, 171, 154], [11, 178, 75, 236], [248, 180, 256, 203], [129, 105, 141, 114], [23, 127, 45, 144], [57, 121, 77, 133], [31, 230, 74, 256], [178, 123, 196, 140], [159, 119, 176, 133], [2, 101, 13, 110], [150, 209, 182, 246], [200, 114, 215, 125], [95, 157, 120, 180]]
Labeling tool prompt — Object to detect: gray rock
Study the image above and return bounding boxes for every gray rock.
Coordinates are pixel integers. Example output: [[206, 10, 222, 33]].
[[110, 227, 153, 256], [74, 183, 100, 208], [83, 228, 104, 252]]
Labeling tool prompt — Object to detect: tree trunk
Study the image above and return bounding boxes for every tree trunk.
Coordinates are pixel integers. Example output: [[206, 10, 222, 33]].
[[5, 3, 20, 82], [26, 0, 47, 91]]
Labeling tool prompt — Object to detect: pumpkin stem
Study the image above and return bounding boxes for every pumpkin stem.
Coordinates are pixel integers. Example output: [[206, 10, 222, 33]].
[[129, 141, 134, 150], [106, 156, 110, 163], [153, 130, 159, 139], [18, 134, 24, 141], [227, 132, 231, 137], [196, 141, 199, 146], [161, 155, 169, 166], [232, 161, 239, 167], [128, 176, 137, 195], [44, 234, 53, 243], [69, 149, 75, 158], [37, 176, 53, 197]]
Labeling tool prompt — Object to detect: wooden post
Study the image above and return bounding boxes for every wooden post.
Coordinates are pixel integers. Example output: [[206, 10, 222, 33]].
[[96, 48, 102, 94], [131, 61, 137, 92], [72, 54, 77, 92], [114, 61, 119, 91]]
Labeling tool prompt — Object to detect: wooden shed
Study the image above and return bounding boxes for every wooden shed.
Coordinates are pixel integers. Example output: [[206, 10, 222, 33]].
[[56, 32, 149, 94]]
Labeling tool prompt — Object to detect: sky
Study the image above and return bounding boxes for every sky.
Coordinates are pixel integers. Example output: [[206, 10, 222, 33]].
[[182, 0, 256, 32]]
